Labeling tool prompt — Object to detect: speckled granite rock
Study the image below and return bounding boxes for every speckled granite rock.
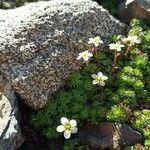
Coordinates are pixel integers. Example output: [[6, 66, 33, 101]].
[[0, 73, 24, 150], [0, 0, 127, 109], [78, 123, 143, 149], [118, 0, 150, 22]]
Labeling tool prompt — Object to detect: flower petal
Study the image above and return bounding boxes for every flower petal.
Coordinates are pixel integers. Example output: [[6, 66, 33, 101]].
[[88, 38, 93, 43], [109, 44, 113, 49], [71, 127, 78, 133], [91, 74, 97, 79], [136, 39, 141, 43], [99, 81, 105, 86], [103, 76, 108, 80], [61, 117, 69, 125], [84, 50, 89, 53], [100, 40, 104, 44], [98, 72, 103, 76], [83, 56, 89, 61], [77, 56, 81, 60], [93, 80, 99, 84], [64, 131, 71, 139], [56, 125, 65, 132], [96, 44, 99, 47], [95, 36, 100, 39], [89, 53, 93, 57], [69, 119, 77, 127]]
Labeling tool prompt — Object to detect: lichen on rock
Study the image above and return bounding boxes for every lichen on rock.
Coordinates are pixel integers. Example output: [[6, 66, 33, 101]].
[[0, 0, 127, 109], [0, 73, 24, 150]]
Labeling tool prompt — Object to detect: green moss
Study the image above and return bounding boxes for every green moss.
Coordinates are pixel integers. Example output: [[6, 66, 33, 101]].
[[145, 139, 150, 147], [124, 144, 147, 150], [132, 109, 150, 147], [106, 105, 127, 122]]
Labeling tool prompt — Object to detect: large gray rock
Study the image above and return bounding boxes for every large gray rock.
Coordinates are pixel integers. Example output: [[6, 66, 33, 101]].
[[0, 73, 24, 150], [0, 0, 127, 109], [78, 122, 143, 149], [118, 0, 150, 22]]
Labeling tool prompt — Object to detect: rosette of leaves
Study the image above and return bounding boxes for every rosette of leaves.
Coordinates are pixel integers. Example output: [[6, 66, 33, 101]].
[[132, 110, 150, 147], [106, 105, 128, 122]]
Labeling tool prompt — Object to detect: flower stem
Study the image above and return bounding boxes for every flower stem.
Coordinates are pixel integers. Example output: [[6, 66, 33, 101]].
[[94, 46, 100, 66], [112, 50, 117, 74], [125, 45, 131, 56]]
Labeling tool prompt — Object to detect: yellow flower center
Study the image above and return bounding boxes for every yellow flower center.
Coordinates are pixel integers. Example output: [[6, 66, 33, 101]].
[[96, 76, 102, 81], [115, 45, 120, 49], [94, 38, 98, 44], [82, 53, 88, 59], [64, 123, 72, 131]]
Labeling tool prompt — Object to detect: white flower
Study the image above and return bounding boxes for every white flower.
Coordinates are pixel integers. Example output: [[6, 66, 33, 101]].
[[56, 117, 78, 139], [122, 35, 141, 45], [109, 42, 124, 51], [92, 72, 108, 86], [88, 36, 103, 47], [77, 50, 93, 61]]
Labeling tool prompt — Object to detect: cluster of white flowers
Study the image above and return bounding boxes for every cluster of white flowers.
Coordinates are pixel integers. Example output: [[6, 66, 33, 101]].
[[122, 35, 141, 46], [77, 36, 103, 62], [76, 36, 108, 86], [77, 35, 141, 62], [109, 35, 141, 52], [57, 34, 141, 139]]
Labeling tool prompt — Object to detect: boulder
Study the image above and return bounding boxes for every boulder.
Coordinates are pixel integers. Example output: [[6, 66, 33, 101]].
[[118, 0, 150, 22], [0, 73, 24, 150], [0, 0, 127, 109], [78, 122, 143, 149]]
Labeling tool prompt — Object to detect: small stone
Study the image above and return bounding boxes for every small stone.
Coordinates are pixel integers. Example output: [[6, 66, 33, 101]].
[[78, 122, 143, 149], [118, 0, 150, 23]]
